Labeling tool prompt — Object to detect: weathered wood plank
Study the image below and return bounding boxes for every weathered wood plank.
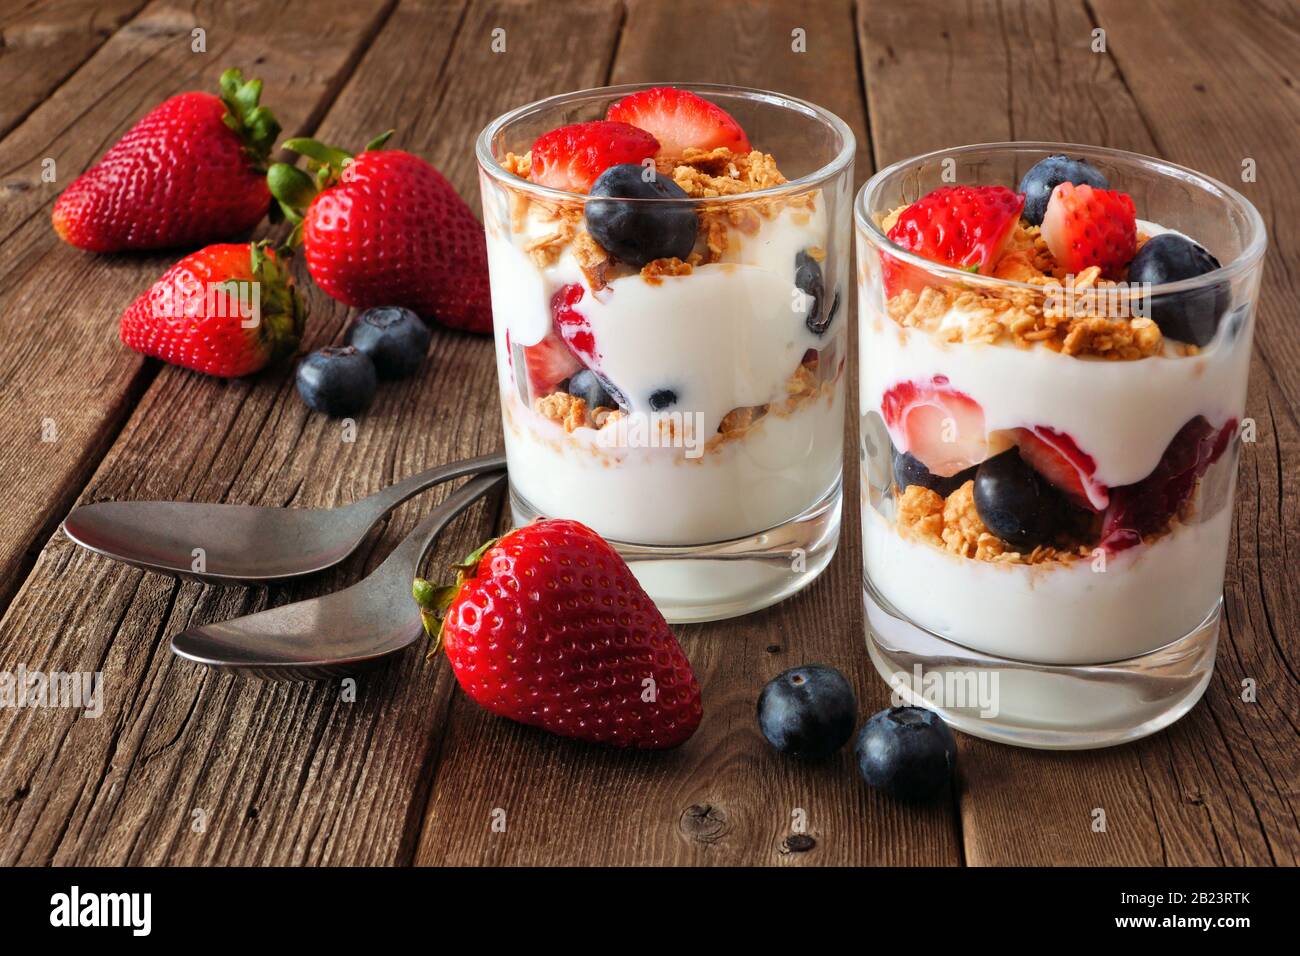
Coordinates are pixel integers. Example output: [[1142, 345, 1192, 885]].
[[0, 0, 407, 864], [858, 0, 1299, 865], [0, 0, 148, 138], [0, 0, 627, 866], [414, 0, 963, 867], [0, 0, 396, 615]]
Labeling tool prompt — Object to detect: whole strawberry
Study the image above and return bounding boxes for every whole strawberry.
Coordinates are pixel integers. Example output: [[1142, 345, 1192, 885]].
[[119, 241, 303, 377], [268, 134, 491, 334], [53, 69, 278, 253], [414, 519, 703, 748]]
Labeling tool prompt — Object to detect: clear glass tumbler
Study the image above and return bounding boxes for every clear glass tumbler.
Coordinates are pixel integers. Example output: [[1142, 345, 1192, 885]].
[[477, 84, 855, 622], [855, 142, 1265, 748]]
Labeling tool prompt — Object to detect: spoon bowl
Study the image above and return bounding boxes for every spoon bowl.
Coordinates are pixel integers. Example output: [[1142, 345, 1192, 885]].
[[63, 451, 505, 583], [171, 472, 505, 679]]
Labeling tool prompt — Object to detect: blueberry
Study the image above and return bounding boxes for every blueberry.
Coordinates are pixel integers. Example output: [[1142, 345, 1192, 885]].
[[1018, 154, 1109, 226], [567, 368, 625, 410], [893, 451, 976, 497], [295, 346, 377, 417], [972, 449, 1061, 549], [585, 164, 698, 267], [1128, 234, 1229, 347], [757, 665, 857, 758], [648, 388, 677, 411], [854, 706, 956, 802], [344, 306, 431, 379]]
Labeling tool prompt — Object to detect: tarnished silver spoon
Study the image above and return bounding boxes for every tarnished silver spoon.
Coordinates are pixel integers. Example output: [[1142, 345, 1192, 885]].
[[170, 471, 505, 680], [62, 451, 506, 583]]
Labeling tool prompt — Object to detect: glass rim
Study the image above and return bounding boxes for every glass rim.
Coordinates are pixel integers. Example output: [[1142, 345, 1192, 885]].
[[475, 81, 856, 206], [855, 140, 1267, 298]]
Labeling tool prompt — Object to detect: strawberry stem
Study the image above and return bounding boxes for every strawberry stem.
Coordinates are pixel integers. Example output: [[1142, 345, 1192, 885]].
[[217, 68, 280, 170], [246, 240, 304, 364]]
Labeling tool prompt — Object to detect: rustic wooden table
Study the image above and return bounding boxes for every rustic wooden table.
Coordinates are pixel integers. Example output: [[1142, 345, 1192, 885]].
[[0, 0, 1295, 867]]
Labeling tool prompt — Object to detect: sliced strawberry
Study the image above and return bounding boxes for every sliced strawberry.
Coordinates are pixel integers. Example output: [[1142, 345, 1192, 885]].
[[882, 185, 1025, 297], [606, 87, 750, 156], [1040, 182, 1136, 279], [551, 282, 599, 365], [1102, 416, 1237, 552], [523, 332, 581, 394], [1014, 426, 1109, 511], [528, 121, 659, 193], [880, 376, 1004, 477]]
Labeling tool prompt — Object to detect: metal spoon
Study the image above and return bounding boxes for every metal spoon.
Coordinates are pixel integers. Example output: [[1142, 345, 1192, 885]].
[[62, 451, 506, 583], [170, 471, 505, 680]]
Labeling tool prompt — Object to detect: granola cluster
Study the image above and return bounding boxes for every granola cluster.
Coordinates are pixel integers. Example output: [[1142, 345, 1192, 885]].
[[531, 352, 842, 452], [879, 207, 1185, 360], [500, 146, 811, 288], [895, 482, 1096, 566]]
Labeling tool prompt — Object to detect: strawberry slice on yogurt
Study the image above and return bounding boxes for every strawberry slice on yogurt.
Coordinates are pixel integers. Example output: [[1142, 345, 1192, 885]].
[[523, 332, 581, 394], [1014, 426, 1109, 511], [606, 86, 751, 155], [1040, 182, 1136, 279], [882, 185, 1025, 297], [881, 376, 1007, 477]]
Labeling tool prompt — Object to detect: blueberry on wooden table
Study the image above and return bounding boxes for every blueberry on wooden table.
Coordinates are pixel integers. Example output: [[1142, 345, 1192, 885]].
[[855, 706, 956, 802], [295, 346, 377, 417], [758, 665, 857, 759], [345, 306, 431, 380]]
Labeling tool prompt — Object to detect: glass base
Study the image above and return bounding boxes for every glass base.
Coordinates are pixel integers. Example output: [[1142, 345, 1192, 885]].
[[864, 578, 1219, 750], [510, 477, 841, 623]]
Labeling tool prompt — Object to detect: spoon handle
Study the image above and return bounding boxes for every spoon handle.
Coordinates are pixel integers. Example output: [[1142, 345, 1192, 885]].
[[373, 471, 507, 582], [350, 450, 508, 524]]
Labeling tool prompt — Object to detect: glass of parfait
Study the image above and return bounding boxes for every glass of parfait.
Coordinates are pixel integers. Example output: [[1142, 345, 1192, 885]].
[[855, 142, 1265, 748], [477, 84, 855, 622]]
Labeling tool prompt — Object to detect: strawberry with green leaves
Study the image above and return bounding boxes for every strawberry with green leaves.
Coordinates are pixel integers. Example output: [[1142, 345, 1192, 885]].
[[53, 69, 279, 253], [118, 241, 303, 378], [268, 133, 492, 334], [414, 519, 703, 749]]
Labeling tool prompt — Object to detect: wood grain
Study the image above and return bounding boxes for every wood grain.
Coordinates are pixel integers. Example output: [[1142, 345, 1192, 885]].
[[0, 0, 628, 866], [414, 0, 963, 867], [0, 0, 396, 615], [0, 0, 149, 138], [0, 0, 1293, 867], [857, 0, 1299, 865]]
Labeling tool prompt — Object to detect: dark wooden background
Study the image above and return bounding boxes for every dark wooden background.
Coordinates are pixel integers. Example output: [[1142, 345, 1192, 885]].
[[0, 0, 1295, 865]]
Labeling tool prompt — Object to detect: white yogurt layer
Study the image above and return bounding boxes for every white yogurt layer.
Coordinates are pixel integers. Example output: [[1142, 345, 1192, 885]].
[[862, 503, 1233, 665], [858, 218, 1251, 665], [483, 180, 847, 545], [504, 384, 844, 545]]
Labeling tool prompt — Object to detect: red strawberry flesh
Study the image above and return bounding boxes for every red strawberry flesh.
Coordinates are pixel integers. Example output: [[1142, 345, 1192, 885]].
[[880, 376, 994, 477], [1101, 416, 1237, 552], [551, 282, 598, 365], [882, 185, 1025, 297], [1014, 426, 1109, 511], [1040, 182, 1137, 279], [527, 120, 659, 193], [606, 86, 751, 155]]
